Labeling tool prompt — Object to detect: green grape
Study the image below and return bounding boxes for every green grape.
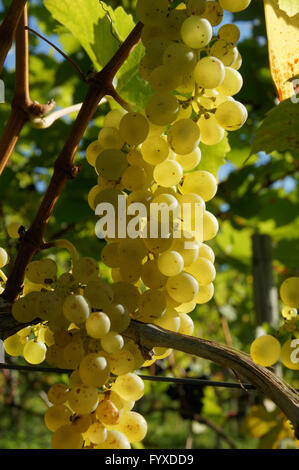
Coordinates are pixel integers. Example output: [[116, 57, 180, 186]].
[[63, 341, 85, 369], [152, 193, 180, 225], [98, 126, 124, 149], [154, 307, 181, 332], [197, 115, 225, 146], [281, 339, 299, 370], [121, 165, 147, 191], [86, 422, 107, 445], [167, 119, 201, 155], [179, 193, 205, 235], [184, 257, 216, 285], [52, 424, 83, 449], [67, 385, 100, 415], [45, 344, 65, 368], [163, 43, 197, 74], [197, 243, 215, 263], [149, 65, 181, 93], [96, 149, 128, 180], [141, 24, 164, 45], [87, 185, 101, 211], [215, 100, 248, 130], [108, 348, 136, 376], [194, 56, 225, 89], [118, 238, 147, 264], [163, 8, 188, 41], [218, 24, 241, 44], [86, 312, 111, 339], [138, 288, 167, 320], [69, 370, 83, 388], [119, 112, 149, 146], [118, 411, 147, 443], [111, 282, 140, 315], [194, 283, 214, 304], [84, 279, 114, 310], [250, 335, 281, 367], [71, 414, 92, 434], [79, 353, 110, 388], [72, 257, 99, 284], [63, 294, 90, 324], [153, 160, 183, 187], [4, 333, 25, 356], [180, 171, 218, 202], [101, 242, 120, 268], [23, 339, 47, 365], [219, 0, 251, 13], [181, 16, 212, 49], [86, 140, 103, 167], [185, 0, 206, 16], [178, 312, 194, 336], [126, 148, 143, 167], [177, 71, 196, 94], [94, 188, 125, 217], [25, 258, 57, 284], [231, 51, 242, 70], [104, 109, 127, 129], [166, 272, 199, 303], [141, 259, 168, 289], [139, 55, 156, 81], [202, 1, 223, 26], [216, 67, 243, 96], [136, 0, 168, 25], [12, 292, 40, 323], [47, 383, 69, 405], [142, 220, 174, 254], [145, 93, 180, 126], [175, 301, 196, 314], [203, 210, 219, 241], [145, 36, 173, 67], [44, 404, 72, 432], [7, 222, 22, 239], [141, 135, 169, 165], [210, 40, 238, 66], [112, 373, 144, 402], [96, 430, 131, 449], [281, 306, 297, 320], [101, 331, 124, 354], [106, 303, 131, 333], [280, 277, 299, 308], [175, 148, 201, 172], [170, 232, 199, 266], [157, 251, 184, 277]]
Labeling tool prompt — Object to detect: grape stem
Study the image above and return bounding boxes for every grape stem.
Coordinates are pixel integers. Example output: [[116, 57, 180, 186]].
[[0, 270, 7, 283]]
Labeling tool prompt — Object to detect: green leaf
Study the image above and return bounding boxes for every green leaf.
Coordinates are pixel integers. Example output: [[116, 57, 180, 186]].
[[250, 98, 299, 155], [278, 0, 299, 17], [198, 135, 231, 178]]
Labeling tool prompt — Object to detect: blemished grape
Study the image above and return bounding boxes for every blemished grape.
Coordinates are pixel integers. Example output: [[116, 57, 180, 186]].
[[179, 171, 218, 202], [118, 411, 148, 443], [157, 251, 184, 277], [67, 385, 99, 415], [218, 24, 241, 44], [85, 311, 111, 339], [194, 57, 225, 90], [52, 424, 83, 449], [138, 288, 167, 320], [163, 43, 197, 74], [153, 160, 183, 187], [79, 353, 110, 388], [63, 294, 90, 324], [185, 0, 206, 16], [181, 16, 213, 49], [215, 100, 248, 131], [166, 272, 199, 303], [219, 0, 251, 13], [84, 279, 114, 309], [250, 335, 281, 367], [108, 348, 136, 376], [112, 373, 145, 402], [141, 135, 169, 165], [210, 40, 238, 67], [216, 67, 243, 96], [96, 430, 131, 449], [72, 257, 99, 284], [202, 1, 224, 26], [167, 119, 201, 155], [25, 258, 57, 284], [141, 259, 168, 289], [149, 65, 181, 93], [44, 404, 72, 432], [47, 384, 69, 405], [136, 0, 168, 25], [96, 149, 128, 180], [146, 93, 180, 126], [119, 112, 149, 146], [280, 277, 299, 308]]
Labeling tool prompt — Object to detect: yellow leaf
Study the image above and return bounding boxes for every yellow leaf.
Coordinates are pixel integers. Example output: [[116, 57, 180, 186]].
[[264, 0, 299, 101], [241, 405, 278, 438]]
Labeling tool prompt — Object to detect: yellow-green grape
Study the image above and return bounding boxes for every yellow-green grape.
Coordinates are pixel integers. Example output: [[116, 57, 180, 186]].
[[111, 281, 140, 314], [197, 115, 225, 146], [177, 71, 196, 94], [175, 301, 196, 314], [202, 1, 223, 26], [126, 148, 144, 167], [282, 306, 297, 320], [118, 411, 147, 443], [4, 333, 25, 356], [71, 414, 93, 434], [118, 238, 147, 264], [203, 211, 219, 241], [178, 312, 194, 335], [142, 221, 173, 254], [94, 188, 125, 216], [231, 51, 242, 70], [23, 339, 47, 365], [85, 311, 111, 339], [47, 383, 69, 405], [144, 36, 173, 67], [185, 0, 206, 16], [119, 112, 149, 146], [112, 373, 144, 402], [37, 326, 55, 347], [219, 0, 251, 13], [7, 222, 22, 239], [180, 170, 218, 202], [68, 385, 99, 415], [72, 257, 99, 284], [86, 422, 107, 445], [153, 347, 172, 359], [155, 307, 181, 332], [146, 93, 180, 126], [138, 288, 167, 320], [194, 57, 225, 90], [149, 65, 181, 93], [97, 126, 124, 150], [96, 149, 128, 180], [101, 242, 120, 268], [108, 349, 136, 376], [215, 100, 248, 131], [63, 342, 85, 369], [175, 148, 201, 172], [69, 370, 83, 388], [79, 353, 110, 388], [52, 424, 83, 449], [63, 294, 90, 324], [136, 0, 168, 25], [96, 430, 131, 449], [281, 339, 299, 370], [210, 40, 238, 67], [180, 16, 213, 49], [106, 303, 131, 333], [163, 8, 188, 41], [87, 185, 101, 211], [216, 67, 243, 96], [54, 329, 72, 347], [84, 279, 114, 310], [250, 335, 281, 367], [194, 283, 214, 304], [214, 93, 234, 107], [167, 119, 200, 155], [86, 141, 103, 167], [153, 160, 183, 187], [141, 259, 168, 289], [141, 23, 164, 44], [280, 277, 299, 308], [218, 24, 241, 44], [121, 165, 147, 191], [141, 135, 169, 165], [185, 257, 216, 286], [101, 331, 124, 354], [157, 251, 184, 277], [44, 404, 72, 432], [25, 258, 57, 284], [95, 398, 120, 426], [36, 291, 63, 322], [162, 43, 197, 74], [109, 390, 134, 413], [104, 109, 127, 129], [45, 344, 65, 367], [22, 280, 45, 296], [179, 192, 206, 233], [171, 232, 199, 267], [166, 272, 199, 303]]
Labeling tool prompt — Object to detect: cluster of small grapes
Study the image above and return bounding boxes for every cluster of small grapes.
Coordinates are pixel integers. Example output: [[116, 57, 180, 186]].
[[250, 277, 299, 370]]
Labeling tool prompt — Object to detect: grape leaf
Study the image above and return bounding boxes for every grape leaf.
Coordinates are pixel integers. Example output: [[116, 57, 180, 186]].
[[278, 0, 299, 16], [198, 135, 231, 179], [250, 98, 299, 155]]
